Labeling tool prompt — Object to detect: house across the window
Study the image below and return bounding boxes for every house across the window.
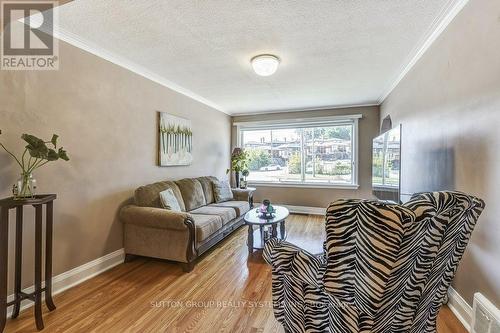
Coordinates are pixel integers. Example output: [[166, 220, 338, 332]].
[[237, 117, 359, 187]]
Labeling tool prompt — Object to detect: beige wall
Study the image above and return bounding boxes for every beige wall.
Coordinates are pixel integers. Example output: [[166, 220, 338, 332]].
[[231, 106, 380, 207], [381, 0, 500, 305], [0, 41, 231, 292]]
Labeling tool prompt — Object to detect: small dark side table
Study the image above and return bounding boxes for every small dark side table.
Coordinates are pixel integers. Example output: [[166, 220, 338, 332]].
[[0, 194, 57, 331], [232, 187, 256, 208]]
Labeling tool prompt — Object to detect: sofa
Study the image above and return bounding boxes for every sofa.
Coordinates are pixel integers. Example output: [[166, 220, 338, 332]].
[[120, 176, 251, 272]]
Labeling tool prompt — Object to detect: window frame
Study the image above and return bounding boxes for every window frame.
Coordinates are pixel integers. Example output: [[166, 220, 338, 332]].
[[234, 115, 361, 189]]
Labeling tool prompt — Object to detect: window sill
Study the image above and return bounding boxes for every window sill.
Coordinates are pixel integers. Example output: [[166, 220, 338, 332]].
[[247, 181, 360, 190]]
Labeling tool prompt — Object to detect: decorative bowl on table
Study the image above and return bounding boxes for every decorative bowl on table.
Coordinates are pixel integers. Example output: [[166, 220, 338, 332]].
[[257, 199, 276, 219]]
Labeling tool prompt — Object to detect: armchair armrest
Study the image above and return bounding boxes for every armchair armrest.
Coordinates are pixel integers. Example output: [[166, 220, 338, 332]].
[[263, 238, 325, 289], [120, 205, 193, 231]]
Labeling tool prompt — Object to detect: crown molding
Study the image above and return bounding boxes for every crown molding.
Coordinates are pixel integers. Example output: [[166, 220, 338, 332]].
[[231, 103, 379, 117], [52, 26, 228, 115], [377, 0, 470, 104]]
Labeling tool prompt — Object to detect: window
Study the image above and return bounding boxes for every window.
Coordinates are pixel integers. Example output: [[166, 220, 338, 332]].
[[237, 116, 359, 188]]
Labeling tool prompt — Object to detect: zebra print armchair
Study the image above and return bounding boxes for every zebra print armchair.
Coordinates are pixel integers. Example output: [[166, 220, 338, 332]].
[[263, 191, 485, 333]]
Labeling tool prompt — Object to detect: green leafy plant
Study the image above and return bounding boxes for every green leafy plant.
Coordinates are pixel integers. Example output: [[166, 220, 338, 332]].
[[1, 130, 70, 197], [226, 149, 248, 174], [0, 130, 70, 174]]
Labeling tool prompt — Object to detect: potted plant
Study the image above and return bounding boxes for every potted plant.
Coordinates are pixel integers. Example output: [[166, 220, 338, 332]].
[[0, 130, 70, 199], [226, 148, 248, 188]]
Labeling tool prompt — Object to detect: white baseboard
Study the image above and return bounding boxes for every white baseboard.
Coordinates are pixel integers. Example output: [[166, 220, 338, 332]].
[[6, 248, 125, 318], [447, 286, 472, 332], [283, 205, 326, 216]]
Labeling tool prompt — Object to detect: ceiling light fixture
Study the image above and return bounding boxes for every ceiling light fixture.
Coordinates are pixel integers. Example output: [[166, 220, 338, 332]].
[[251, 54, 280, 76]]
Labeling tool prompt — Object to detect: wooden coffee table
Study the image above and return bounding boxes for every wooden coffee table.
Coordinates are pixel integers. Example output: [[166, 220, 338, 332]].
[[244, 205, 289, 253]]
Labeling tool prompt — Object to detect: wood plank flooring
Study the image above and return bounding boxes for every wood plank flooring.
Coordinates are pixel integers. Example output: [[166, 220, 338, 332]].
[[5, 214, 467, 333]]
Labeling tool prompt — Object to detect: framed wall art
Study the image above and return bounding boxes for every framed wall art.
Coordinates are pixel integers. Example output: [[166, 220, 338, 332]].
[[159, 112, 193, 166]]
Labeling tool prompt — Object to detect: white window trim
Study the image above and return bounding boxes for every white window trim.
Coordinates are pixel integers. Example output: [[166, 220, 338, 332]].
[[234, 115, 361, 189]]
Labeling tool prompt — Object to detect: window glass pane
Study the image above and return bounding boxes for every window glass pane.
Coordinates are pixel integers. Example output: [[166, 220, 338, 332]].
[[242, 130, 272, 182], [241, 122, 355, 185], [242, 128, 302, 182], [372, 130, 400, 187], [384, 130, 400, 187], [270, 128, 302, 182], [304, 125, 353, 183], [372, 135, 385, 186]]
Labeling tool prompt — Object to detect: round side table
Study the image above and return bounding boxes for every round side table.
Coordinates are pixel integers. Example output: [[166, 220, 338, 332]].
[[243, 205, 289, 253]]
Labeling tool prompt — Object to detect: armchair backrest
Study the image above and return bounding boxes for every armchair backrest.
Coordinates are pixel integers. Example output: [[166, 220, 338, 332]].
[[323, 192, 485, 332], [323, 199, 416, 320], [405, 191, 484, 332], [372, 191, 485, 332]]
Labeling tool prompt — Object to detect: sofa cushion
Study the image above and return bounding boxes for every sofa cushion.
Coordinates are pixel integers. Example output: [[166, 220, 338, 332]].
[[210, 201, 250, 217], [189, 214, 223, 243], [189, 206, 237, 225], [135, 181, 185, 211], [197, 176, 218, 204], [213, 179, 234, 203], [175, 178, 207, 211], [159, 188, 182, 212]]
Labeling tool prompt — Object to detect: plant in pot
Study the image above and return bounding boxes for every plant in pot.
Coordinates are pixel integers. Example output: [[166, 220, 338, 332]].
[[226, 148, 248, 189], [0, 130, 70, 199]]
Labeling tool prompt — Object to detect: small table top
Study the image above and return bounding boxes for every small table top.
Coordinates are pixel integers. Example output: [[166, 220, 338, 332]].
[[0, 194, 57, 208], [244, 205, 289, 225]]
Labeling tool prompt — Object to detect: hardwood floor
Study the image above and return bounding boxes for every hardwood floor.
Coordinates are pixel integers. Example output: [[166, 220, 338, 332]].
[[5, 214, 467, 333]]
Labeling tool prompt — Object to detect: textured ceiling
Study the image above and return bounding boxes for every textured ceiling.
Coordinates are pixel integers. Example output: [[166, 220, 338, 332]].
[[54, 0, 459, 114]]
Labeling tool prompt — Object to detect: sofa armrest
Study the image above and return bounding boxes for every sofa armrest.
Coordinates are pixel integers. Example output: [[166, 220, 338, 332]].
[[120, 205, 192, 231], [263, 238, 325, 289]]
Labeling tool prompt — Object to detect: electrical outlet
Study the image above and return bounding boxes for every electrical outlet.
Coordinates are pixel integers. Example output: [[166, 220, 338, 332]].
[[472, 293, 500, 333]]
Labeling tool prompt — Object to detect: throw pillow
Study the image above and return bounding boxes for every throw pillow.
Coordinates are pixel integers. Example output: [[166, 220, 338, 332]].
[[213, 179, 234, 203], [159, 188, 182, 212]]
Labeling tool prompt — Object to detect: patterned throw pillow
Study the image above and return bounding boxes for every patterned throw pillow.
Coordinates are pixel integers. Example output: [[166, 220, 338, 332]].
[[159, 188, 182, 212], [213, 179, 234, 203]]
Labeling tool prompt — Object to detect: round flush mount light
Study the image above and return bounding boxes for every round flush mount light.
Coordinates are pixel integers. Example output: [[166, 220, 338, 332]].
[[251, 54, 280, 76]]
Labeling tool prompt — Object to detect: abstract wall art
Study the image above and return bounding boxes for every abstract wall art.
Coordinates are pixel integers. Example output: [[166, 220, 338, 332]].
[[159, 112, 193, 166]]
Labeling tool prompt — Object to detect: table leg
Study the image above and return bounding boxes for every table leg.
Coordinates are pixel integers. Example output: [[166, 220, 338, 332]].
[[271, 224, 277, 238], [280, 220, 286, 239], [12, 206, 23, 318], [34, 205, 44, 330], [260, 226, 264, 246], [45, 202, 56, 311], [0, 208, 9, 333], [247, 225, 253, 253]]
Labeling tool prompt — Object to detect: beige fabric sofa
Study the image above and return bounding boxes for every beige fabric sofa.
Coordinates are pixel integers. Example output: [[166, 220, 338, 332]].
[[120, 176, 251, 272]]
